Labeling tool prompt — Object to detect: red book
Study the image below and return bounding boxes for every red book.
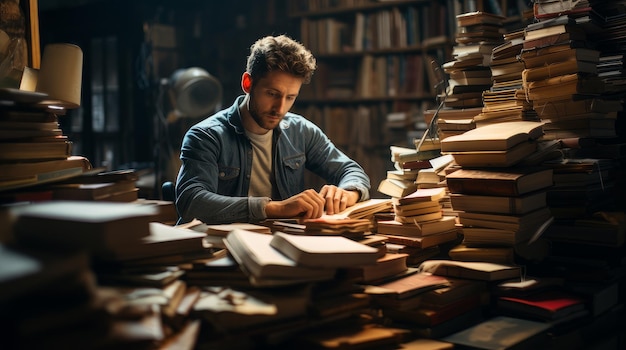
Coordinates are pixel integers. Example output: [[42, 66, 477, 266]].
[[497, 290, 586, 320]]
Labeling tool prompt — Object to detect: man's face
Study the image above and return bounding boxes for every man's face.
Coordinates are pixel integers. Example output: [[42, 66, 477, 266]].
[[246, 70, 303, 132]]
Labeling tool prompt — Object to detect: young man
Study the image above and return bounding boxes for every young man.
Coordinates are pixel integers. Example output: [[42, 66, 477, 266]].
[[175, 35, 370, 224]]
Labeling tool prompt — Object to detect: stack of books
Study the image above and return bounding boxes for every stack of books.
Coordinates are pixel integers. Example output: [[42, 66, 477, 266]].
[[442, 11, 505, 109], [445, 166, 554, 264], [0, 95, 91, 196], [521, 14, 617, 141], [377, 187, 460, 260], [475, 29, 538, 127]]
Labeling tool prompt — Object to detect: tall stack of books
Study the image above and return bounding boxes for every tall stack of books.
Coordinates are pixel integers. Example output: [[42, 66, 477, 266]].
[[441, 121, 555, 264], [377, 187, 461, 264], [475, 29, 538, 127], [442, 11, 505, 109], [0, 96, 91, 197], [521, 13, 617, 141]]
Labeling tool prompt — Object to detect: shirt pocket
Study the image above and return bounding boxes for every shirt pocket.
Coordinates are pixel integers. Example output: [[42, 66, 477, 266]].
[[218, 166, 240, 180], [283, 154, 305, 172]]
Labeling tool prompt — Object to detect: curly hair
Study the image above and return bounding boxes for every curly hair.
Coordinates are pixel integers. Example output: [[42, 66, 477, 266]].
[[246, 35, 316, 84]]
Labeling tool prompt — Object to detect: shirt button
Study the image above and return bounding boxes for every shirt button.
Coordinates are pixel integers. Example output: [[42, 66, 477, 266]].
[[246, 174, 250, 179]]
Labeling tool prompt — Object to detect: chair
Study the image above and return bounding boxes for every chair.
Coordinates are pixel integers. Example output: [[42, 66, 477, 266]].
[[162, 181, 175, 202]]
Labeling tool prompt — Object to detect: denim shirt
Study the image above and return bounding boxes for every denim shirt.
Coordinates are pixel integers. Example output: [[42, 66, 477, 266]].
[[175, 95, 371, 224]]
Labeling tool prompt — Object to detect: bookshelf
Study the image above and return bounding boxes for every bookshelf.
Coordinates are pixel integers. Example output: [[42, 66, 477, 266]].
[[288, 0, 456, 192]]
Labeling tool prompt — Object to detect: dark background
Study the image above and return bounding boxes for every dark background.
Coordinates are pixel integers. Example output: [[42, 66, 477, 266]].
[[36, 0, 293, 197]]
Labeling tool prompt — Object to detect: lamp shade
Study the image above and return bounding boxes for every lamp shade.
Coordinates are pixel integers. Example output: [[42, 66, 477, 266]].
[[169, 67, 222, 118]]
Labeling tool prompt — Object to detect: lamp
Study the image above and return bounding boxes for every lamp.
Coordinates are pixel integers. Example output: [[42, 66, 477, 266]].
[[154, 67, 222, 198], [168, 67, 222, 119]]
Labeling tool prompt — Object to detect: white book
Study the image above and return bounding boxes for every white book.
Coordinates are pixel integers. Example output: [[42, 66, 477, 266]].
[[269, 231, 379, 268], [224, 229, 336, 281]]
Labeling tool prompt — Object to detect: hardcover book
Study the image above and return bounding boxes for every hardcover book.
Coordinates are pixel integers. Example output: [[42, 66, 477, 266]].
[[442, 316, 551, 350], [440, 121, 544, 152], [497, 290, 587, 321], [449, 140, 538, 168], [268, 231, 380, 268], [224, 229, 337, 281], [377, 216, 457, 237], [446, 167, 554, 196], [11, 201, 159, 258], [449, 191, 547, 215], [419, 260, 522, 281]]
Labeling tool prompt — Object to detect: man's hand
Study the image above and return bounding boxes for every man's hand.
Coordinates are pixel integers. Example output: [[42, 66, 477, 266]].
[[319, 185, 359, 215], [265, 189, 325, 219]]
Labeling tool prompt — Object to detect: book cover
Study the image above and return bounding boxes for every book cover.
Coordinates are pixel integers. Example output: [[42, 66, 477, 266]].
[[377, 178, 418, 198], [440, 121, 544, 152], [446, 167, 554, 196], [497, 290, 587, 320], [442, 316, 551, 350], [269, 231, 379, 268]]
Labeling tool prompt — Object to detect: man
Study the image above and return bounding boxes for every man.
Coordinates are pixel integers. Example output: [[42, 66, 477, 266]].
[[175, 35, 370, 224]]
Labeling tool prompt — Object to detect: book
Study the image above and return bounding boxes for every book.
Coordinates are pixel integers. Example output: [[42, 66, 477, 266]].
[[0, 166, 87, 192], [1, 156, 92, 179], [497, 290, 587, 321], [377, 216, 457, 237], [364, 271, 451, 299], [377, 178, 418, 198], [343, 252, 410, 284], [521, 47, 600, 68], [47, 180, 137, 201], [395, 211, 444, 224], [419, 260, 522, 281], [269, 231, 379, 268], [534, 0, 592, 18], [442, 316, 551, 350], [526, 74, 604, 101], [204, 223, 272, 237], [103, 222, 209, 261], [525, 21, 583, 42], [325, 198, 393, 220], [0, 140, 73, 161], [393, 187, 446, 206], [381, 229, 460, 249], [522, 59, 597, 82], [223, 229, 337, 281], [449, 191, 547, 215], [446, 167, 554, 196], [446, 141, 539, 168], [440, 121, 544, 152], [458, 207, 553, 233], [461, 223, 551, 247], [11, 201, 159, 258], [522, 32, 587, 51], [394, 201, 441, 217]]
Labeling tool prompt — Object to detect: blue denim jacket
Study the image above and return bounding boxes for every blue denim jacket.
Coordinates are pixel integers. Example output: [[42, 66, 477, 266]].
[[175, 95, 371, 224]]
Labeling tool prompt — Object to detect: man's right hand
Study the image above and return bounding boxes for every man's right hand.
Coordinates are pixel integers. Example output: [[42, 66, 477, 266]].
[[264, 189, 325, 219]]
